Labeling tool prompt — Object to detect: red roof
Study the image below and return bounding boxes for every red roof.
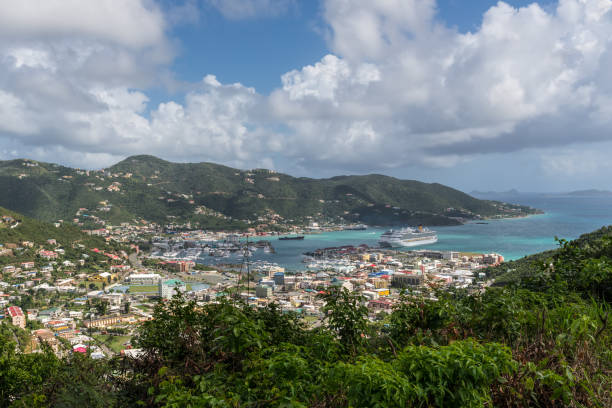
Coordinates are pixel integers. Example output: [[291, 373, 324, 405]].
[[7, 306, 24, 317], [370, 299, 393, 305]]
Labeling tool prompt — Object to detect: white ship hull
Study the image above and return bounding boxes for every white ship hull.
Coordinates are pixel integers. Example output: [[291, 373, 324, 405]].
[[379, 227, 438, 248], [382, 236, 438, 248]]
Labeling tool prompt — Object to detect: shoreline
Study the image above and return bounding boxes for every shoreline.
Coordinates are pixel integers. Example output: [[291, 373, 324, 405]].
[[479, 211, 546, 223]]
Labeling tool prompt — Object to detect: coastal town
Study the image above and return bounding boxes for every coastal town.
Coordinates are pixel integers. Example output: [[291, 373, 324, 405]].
[[1, 214, 504, 359]]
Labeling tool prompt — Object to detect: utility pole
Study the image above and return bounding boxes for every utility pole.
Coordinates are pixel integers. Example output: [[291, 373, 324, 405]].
[[246, 235, 251, 304]]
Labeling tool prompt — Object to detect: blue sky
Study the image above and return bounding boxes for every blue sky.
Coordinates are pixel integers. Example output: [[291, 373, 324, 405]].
[[0, 0, 612, 192], [168, 1, 544, 94]]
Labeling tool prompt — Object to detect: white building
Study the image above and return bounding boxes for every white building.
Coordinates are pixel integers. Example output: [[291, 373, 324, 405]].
[[126, 273, 162, 285], [159, 279, 187, 299]]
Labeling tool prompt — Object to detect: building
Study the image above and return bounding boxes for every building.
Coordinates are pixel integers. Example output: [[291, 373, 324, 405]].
[[374, 288, 390, 297], [126, 273, 161, 285], [371, 278, 389, 288], [368, 299, 393, 311], [256, 285, 273, 298], [391, 273, 424, 288], [6, 306, 26, 328], [159, 279, 187, 299], [90, 272, 117, 282], [443, 251, 460, 260], [2, 265, 15, 274], [39, 250, 58, 260], [31, 328, 60, 352], [273, 272, 285, 286], [83, 315, 121, 328], [164, 260, 194, 273]]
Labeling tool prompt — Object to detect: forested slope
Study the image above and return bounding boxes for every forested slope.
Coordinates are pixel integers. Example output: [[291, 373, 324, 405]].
[[0, 155, 539, 228]]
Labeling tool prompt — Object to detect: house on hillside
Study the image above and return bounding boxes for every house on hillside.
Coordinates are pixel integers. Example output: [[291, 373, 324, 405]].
[[6, 306, 26, 328], [39, 250, 58, 260]]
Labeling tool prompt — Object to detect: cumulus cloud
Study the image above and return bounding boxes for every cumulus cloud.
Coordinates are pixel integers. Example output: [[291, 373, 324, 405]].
[[267, 0, 612, 171], [2, 0, 612, 181], [0, 74, 279, 168]]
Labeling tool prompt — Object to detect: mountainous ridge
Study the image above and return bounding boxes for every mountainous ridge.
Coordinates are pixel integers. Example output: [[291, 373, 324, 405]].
[[0, 155, 540, 229]]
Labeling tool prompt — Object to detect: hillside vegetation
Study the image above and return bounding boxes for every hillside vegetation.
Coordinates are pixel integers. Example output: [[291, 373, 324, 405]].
[[1, 227, 610, 407], [0, 155, 539, 229], [0, 206, 104, 248], [488, 225, 612, 293]]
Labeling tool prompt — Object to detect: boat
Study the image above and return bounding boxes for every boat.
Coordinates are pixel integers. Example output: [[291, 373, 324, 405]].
[[379, 226, 438, 248], [344, 224, 367, 230], [279, 236, 305, 240]]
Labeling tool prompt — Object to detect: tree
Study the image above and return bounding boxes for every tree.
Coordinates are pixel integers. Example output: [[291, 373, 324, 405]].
[[95, 300, 109, 316], [320, 287, 368, 355]]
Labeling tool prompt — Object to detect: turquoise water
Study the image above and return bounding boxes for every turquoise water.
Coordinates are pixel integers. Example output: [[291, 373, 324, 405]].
[[202, 194, 612, 271]]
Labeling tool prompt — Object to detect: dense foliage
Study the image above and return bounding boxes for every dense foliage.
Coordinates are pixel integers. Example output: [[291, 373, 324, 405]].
[[1, 229, 611, 407], [0, 205, 125, 272], [489, 225, 612, 296], [0, 156, 538, 228]]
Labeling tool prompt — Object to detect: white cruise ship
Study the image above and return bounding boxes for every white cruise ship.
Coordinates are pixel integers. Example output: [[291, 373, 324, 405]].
[[379, 226, 438, 248]]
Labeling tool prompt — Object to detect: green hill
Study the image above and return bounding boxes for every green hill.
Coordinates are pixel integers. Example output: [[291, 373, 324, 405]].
[[0, 155, 540, 229], [488, 225, 612, 294], [0, 205, 123, 270], [0, 206, 106, 249]]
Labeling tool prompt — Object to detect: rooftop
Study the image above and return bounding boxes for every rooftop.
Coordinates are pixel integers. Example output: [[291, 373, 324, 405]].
[[163, 279, 185, 286], [7, 306, 24, 317]]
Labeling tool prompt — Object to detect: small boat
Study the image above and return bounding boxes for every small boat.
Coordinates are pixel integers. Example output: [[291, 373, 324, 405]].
[[344, 224, 367, 230], [279, 236, 305, 240]]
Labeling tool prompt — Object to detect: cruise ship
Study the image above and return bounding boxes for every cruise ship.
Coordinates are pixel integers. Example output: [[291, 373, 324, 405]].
[[379, 226, 438, 248]]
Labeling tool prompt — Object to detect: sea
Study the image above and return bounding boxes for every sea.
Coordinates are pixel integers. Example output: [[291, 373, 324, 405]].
[[198, 193, 612, 272]]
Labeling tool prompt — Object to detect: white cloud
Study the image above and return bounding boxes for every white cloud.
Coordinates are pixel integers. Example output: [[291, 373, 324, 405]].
[[0, 0, 166, 48], [264, 0, 612, 171], [323, 0, 438, 60], [2, 0, 612, 184], [280, 55, 380, 103]]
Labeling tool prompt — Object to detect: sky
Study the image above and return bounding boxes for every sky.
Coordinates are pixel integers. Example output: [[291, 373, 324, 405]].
[[1, 0, 612, 193]]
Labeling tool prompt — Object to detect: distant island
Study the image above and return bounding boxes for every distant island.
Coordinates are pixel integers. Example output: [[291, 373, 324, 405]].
[[470, 189, 521, 196], [0, 155, 541, 230], [473, 188, 612, 197], [566, 189, 612, 196]]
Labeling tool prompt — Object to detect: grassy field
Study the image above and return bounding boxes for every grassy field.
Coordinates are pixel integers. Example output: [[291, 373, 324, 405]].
[[93, 334, 132, 353], [128, 285, 158, 293], [301, 316, 318, 324], [128, 284, 193, 292]]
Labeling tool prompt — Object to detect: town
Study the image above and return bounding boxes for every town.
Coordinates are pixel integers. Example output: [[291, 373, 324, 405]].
[[1, 213, 503, 359]]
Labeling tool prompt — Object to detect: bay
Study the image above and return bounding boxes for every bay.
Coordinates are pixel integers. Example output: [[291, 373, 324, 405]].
[[199, 193, 612, 271]]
